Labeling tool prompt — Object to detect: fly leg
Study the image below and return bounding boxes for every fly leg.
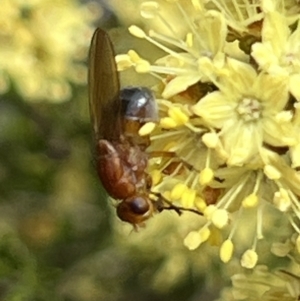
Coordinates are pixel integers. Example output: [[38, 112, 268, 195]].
[[151, 192, 203, 216]]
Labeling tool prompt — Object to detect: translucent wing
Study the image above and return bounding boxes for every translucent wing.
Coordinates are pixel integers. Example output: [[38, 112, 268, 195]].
[[88, 28, 121, 141]]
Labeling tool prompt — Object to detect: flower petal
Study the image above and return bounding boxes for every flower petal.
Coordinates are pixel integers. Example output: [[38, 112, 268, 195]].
[[262, 12, 290, 57], [289, 74, 300, 101], [220, 58, 257, 96], [251, 42, 279, 71], [262, 116, 297, 146], [162, 74, 202, 98], [192, 91, 236, 128], [220, 121, 262, 166], [201, 10, 227, 55], [254, 73, 289, 111]]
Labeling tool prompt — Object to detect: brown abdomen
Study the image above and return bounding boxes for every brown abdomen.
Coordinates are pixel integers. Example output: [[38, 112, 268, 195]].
[[96, 140, 136, 199]]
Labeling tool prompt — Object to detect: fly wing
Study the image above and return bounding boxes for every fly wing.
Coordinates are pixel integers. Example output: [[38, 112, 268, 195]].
[[88, 28, 121, 141]]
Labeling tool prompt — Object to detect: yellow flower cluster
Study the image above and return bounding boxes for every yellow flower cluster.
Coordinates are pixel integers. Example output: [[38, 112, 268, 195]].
[[0, 0, 101, 102], [117, 0, 300, 268]]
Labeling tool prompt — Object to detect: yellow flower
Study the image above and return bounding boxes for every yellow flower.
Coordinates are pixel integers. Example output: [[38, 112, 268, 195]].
[[117, 0, 300, 266], [192, 59, 295, 166], [252, 11, 300, 100], [126, 7, 228, 100], [0, 0, 100, 102]]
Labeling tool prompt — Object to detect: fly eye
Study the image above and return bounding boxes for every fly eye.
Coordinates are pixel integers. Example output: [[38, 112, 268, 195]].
[[120, 87, 158, 122], [116, 196, 153, 225], [128, 196, 150, 214]]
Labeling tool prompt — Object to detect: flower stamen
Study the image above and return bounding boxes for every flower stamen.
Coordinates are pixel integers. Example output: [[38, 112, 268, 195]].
[[129, 25, 195, 66], [237, 97, 262, 122]]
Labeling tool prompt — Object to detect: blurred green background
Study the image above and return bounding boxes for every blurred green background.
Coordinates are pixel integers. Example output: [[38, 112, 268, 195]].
[[0, 1, 227, 300]]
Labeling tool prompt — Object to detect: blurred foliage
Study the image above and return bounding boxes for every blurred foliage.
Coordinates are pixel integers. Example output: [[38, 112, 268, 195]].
[[0, 0, 244, 300]]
